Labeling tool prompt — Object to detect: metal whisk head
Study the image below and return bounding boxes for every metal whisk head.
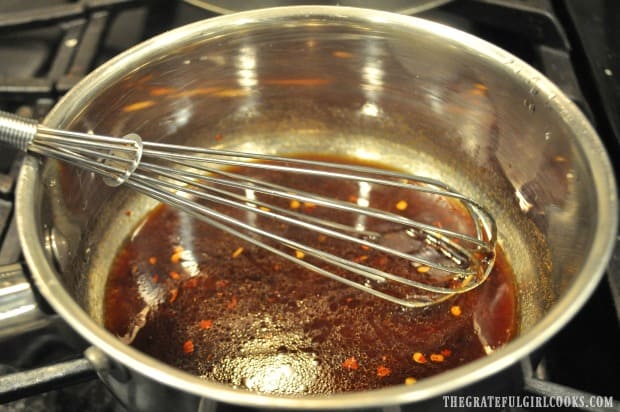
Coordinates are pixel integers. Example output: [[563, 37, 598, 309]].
[[0, 111, 496, 308]]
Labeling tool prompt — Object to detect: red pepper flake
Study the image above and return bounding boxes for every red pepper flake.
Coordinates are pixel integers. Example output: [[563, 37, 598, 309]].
[[273, 263, 282, 272], [151, 274, 160, 283], [215, 279, 229, 289], [169, 288, 179, 303], [231, 247, 244, 258], [150, 87, 175, 96], [215, 133, 223, 142], [412, 352, 427, 364], [183, 277, 199, 289], [125, 210, 132, 216], [353, 255, 369, 263], [360, 245, 370, 251], [395, 200, 408, 211], [122, 100, 156, 113], [470, 85, 486, 97], [474, 82, 488, 92], [376, 365, 391, 377], [227, 295, 237, 310], [430, 353, 445, 363], [303, 202, 317, 210], [441, 348, 452, 357], [450, 305, 462, 317], [199, 319, 213, 330], [377, 255, 389, 266], [169, 271, 181, 280], [332, 50, 354, 59], [317, 234, 327, 242], [170, 246, 184, 263], [347, 195, 358, 203], [182, 339, 194, 354], [149, 87, 174, 96], [148, 256, 157, 265], [342, 356, 359, 370]]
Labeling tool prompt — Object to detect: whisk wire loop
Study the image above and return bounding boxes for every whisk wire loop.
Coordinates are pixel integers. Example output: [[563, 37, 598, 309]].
[[0, 110, 497, 308], [126, 175, 454, 308], [136, 161, 482, 278], [143, 147, 493, 250]]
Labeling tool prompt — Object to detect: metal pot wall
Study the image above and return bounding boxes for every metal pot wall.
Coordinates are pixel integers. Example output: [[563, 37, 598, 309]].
[[11, 6, 617, 411]]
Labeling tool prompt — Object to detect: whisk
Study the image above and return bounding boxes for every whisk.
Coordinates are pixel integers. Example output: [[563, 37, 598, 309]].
[[0, 111, 496, 308]]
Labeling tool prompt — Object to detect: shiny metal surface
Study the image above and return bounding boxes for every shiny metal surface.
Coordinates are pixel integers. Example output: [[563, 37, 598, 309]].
[[0, 110, 144, 188], [0, 264, 47, 338], [182, 0, 453, 15], [116, 143, 496, 308], [0, 109, 497, 307], [0, 357, 96, 403], [0, 111, 36, 151], [13, 5, 618, 411]]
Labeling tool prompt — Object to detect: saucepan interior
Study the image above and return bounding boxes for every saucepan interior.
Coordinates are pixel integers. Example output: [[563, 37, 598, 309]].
[[22, 6, 616, 408]]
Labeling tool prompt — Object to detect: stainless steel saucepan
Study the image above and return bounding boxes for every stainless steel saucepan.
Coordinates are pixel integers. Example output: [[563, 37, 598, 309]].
[[7, 6, 617, 411]]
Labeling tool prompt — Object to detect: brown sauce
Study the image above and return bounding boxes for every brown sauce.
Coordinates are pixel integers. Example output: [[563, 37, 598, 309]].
[[104, 157, 517, 395]]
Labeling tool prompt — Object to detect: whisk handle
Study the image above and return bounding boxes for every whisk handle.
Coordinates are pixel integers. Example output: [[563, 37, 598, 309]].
[[0, 111, 38, 151]]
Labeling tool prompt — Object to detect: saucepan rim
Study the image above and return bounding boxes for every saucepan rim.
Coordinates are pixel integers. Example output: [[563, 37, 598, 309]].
[[16, 5, 618, 409]]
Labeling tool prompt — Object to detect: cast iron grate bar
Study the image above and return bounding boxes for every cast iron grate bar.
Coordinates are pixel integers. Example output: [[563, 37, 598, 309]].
[[0, 0, 143, 30], [0, 4, 84, 30], [48, 20, 87, 82], [443, 0, 570, 50], [520, 357, 620, 412], [537, 45, 593, 120], [0, 0, 143, 108], [57, 11, 110, 92]]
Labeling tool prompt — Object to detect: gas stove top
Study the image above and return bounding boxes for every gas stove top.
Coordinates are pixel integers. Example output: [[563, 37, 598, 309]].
[[0, 1, 618, 411]]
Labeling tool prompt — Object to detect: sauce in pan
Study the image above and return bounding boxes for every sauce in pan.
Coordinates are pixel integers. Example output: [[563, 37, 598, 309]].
[[104, 157, 517, 394]]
